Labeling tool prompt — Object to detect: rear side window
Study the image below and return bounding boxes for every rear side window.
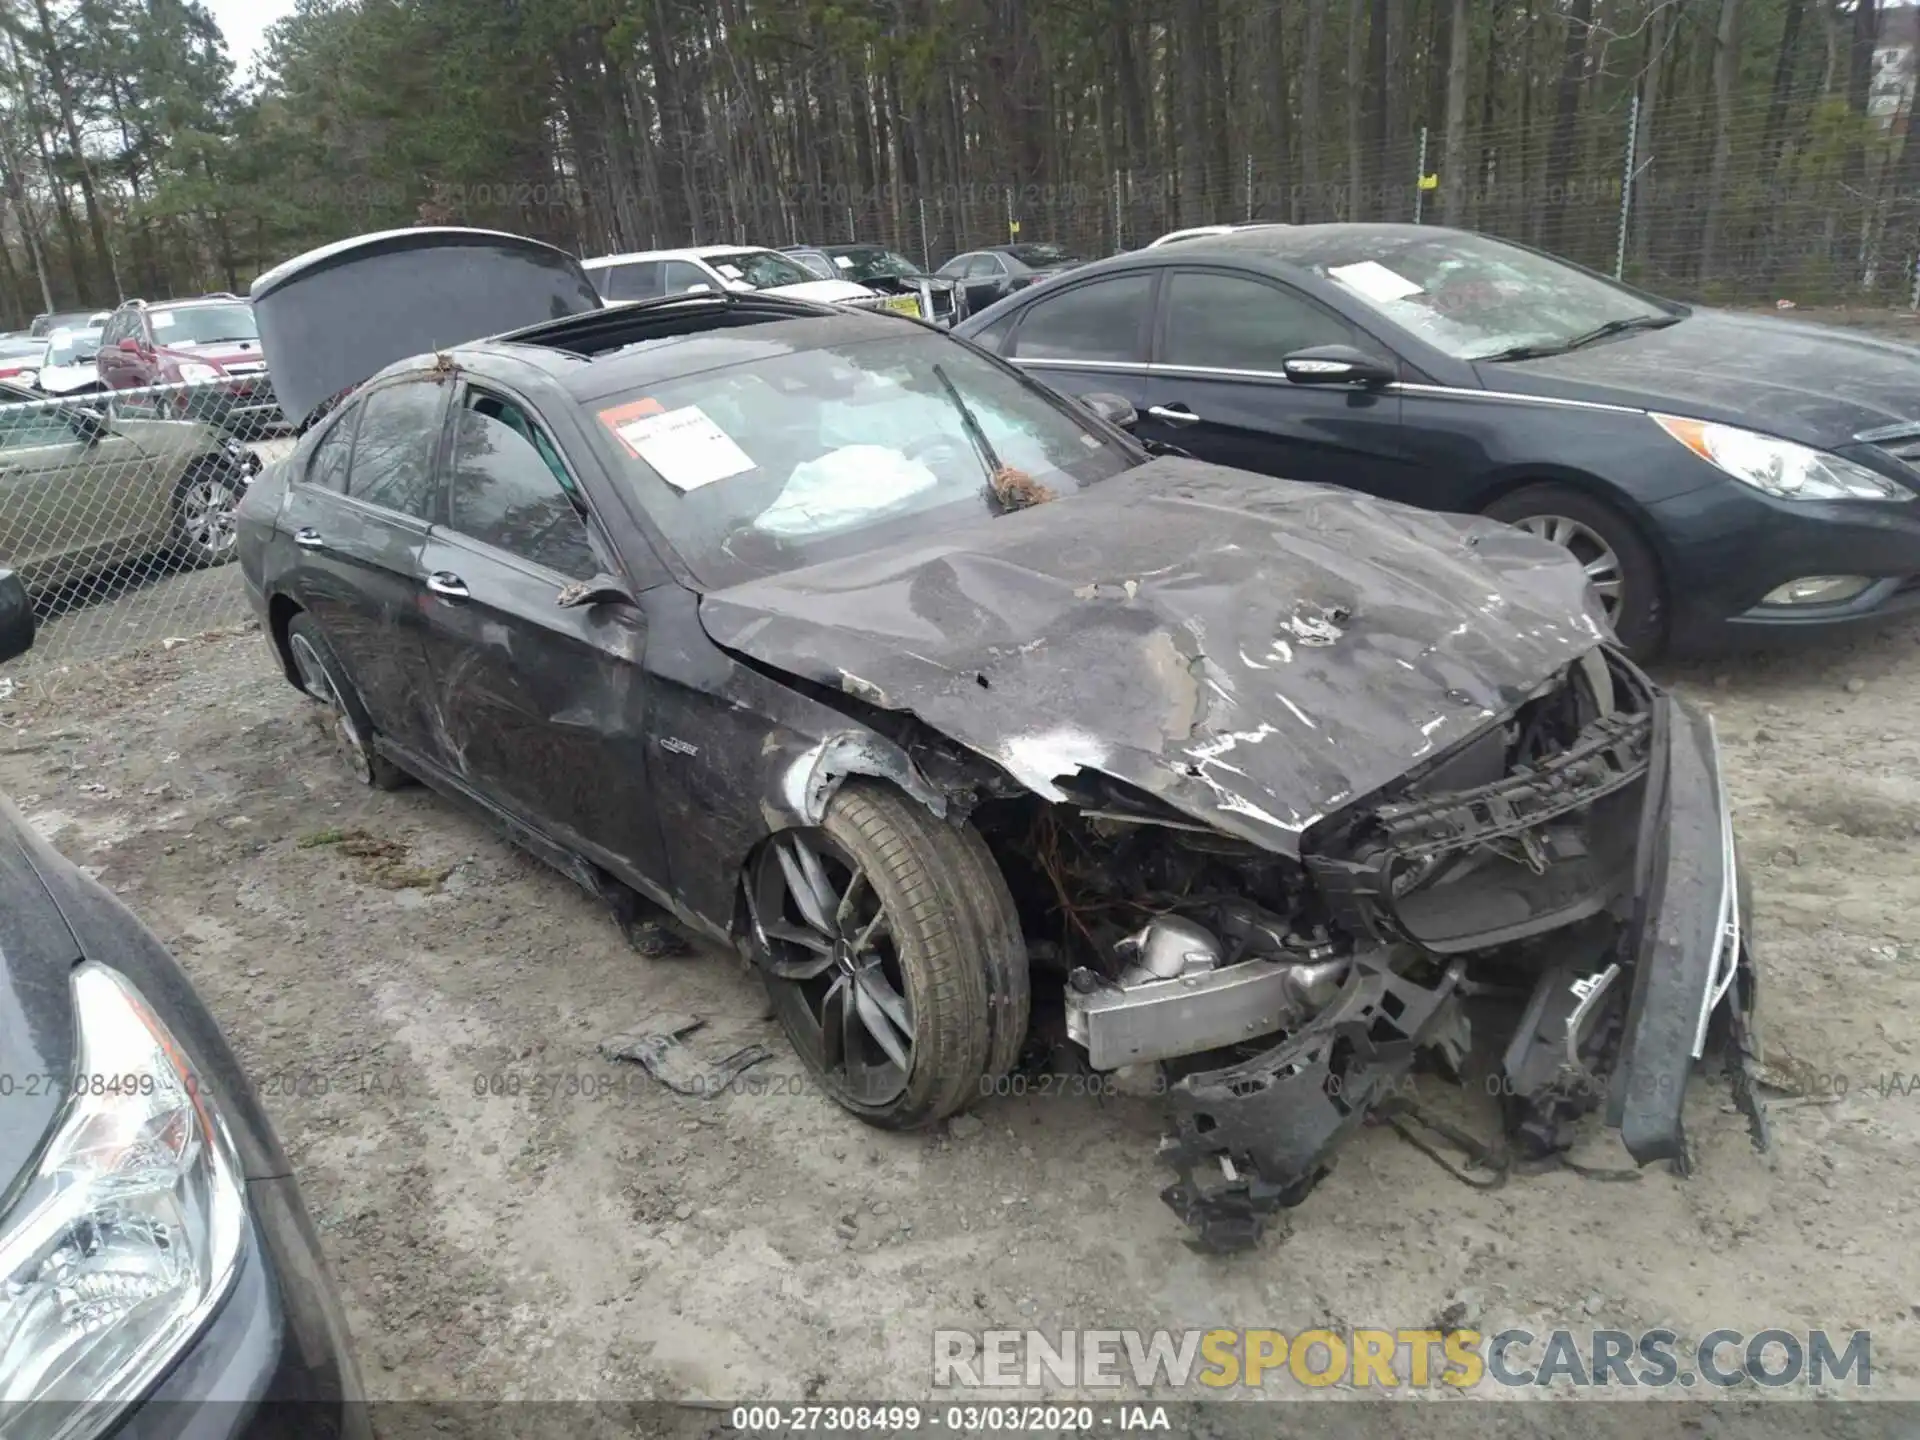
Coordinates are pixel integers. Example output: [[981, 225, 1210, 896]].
[[346, 378, 447, 520], [446, 393, 598, 579], [1160, 271, 1358, 371], [1011, 274, 1153, 363], [303, 411, 355, 492]]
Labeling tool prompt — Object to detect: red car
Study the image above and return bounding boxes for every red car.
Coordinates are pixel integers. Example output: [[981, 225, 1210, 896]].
[[96, 295, 283, 434]]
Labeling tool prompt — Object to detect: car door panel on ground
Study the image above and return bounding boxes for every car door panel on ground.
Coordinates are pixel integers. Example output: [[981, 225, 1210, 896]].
[[414, 385, 668, 892], [280, 376, 448, 755]]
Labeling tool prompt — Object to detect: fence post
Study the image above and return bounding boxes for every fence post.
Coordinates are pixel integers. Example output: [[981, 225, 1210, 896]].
[[919, 197, 929, 271], [1413, 127, 1429, 224], [1615, 93, 1639, 281]]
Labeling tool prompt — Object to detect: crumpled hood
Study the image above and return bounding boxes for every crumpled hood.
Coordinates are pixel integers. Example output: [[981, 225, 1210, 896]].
[[699, 459, 1607, 852], [1494, 308, 1920, 447]]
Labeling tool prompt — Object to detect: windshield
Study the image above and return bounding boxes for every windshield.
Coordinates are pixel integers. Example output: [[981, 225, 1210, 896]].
[[585, 332, 1138, 588], [151, 303, 259, 345], [46, 328, 101, 364], [829, 248, 922, 281], [1004, 243, 1078, 267], [702, 250, 817, 290], [1300, 231, 1670, 360]]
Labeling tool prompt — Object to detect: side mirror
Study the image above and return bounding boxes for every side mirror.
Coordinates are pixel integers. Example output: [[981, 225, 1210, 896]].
[[684, 283, 712, 294], [1282, 344, 1396, 388], [0, 568, 34, 665], [1077, 391, 1138, 430], [117, 337, 141, 354], [66, 405, 107, 442], [556, 574, 637, 610]]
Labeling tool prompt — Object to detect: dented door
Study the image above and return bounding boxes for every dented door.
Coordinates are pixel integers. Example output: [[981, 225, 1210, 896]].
[[411, 387, 668, 893]]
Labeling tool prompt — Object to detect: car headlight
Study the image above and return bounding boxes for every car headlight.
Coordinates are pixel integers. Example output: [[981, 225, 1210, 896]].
[[0, 963, 245, 1440], [1653, 414, 1912, 501], [175, 363, 222, 385]]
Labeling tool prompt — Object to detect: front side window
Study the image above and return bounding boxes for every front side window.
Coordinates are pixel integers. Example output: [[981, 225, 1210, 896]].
[[936, 255, 974, 279], [1011, 274, 1153, 363], [1160, 272, 1358, 371], [661, 260, 715, 293], [445, 393, 598, 579], [0, 408, 81, 451], [584, 332, 1139, 588], [346, 378, 447, 519]]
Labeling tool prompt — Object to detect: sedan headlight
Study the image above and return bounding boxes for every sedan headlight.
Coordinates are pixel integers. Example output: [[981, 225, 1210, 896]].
[[1653, 414, 1912, 501], [174, 363, 222, 385], [0, 963, 245, 1440]]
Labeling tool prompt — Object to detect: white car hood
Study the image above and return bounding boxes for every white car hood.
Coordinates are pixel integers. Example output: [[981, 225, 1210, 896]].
[[762, 278, 880, 304], [38, 363, 97, 394]]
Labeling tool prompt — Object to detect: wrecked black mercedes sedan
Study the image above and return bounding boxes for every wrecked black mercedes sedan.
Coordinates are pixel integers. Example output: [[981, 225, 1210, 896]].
[[236, 229, 1763, 1250]]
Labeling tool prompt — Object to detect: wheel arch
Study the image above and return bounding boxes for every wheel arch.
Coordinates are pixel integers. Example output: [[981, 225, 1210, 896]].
[[1467, 466, 1677, 597], [265, 591, 305, 690]]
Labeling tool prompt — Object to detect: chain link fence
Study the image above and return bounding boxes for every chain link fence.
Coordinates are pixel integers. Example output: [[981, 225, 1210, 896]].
[[0, 379, 290, 699], [705, 82, 1920, 312]]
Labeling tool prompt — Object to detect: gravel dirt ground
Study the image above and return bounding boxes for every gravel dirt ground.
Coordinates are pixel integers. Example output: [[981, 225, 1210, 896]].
[[1, 611, 1917, 1426]]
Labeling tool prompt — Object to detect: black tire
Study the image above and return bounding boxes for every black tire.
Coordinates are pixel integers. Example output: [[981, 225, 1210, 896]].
[[1483, 483, 1665, 656], [284, 613, 410, 790], [750, 782, 1029, 1130], [170, 463, 247, 569]]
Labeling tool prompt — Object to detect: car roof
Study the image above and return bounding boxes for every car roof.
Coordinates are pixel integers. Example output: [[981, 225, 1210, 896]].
[[400, 296, 912, 404], [147, 295, 248, 310], [582, 245, 786, 266], [1145, 221, 1468, 264]]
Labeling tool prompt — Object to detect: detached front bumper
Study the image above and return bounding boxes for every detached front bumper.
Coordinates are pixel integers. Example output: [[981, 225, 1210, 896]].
[[1156, 689, 1763, 1254]]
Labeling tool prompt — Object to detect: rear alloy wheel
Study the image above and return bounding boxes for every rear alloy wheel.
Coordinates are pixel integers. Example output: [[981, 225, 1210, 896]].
[[1484, 484, 1664, 656], [749, 782, 1027, 1130], [284, 614, 408, 790], [172, 467, 246, 567]]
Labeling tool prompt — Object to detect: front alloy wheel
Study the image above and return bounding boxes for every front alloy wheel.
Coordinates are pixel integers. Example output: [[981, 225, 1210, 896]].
[[754, 829, 916, 1107], [749, 783, 1029, 1129], [1510, 514, 1622, 623], [173, 470, 245, 566]]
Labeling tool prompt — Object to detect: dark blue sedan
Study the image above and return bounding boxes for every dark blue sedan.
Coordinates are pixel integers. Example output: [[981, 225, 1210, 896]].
[[955, 223, 1920, 656]]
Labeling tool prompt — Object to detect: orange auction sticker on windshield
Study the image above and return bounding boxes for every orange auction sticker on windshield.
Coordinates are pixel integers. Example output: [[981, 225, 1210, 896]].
[[596, 398, 665, 453]]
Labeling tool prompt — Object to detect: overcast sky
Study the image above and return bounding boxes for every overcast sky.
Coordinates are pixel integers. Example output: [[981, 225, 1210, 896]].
[[204, 0, 295, 85]]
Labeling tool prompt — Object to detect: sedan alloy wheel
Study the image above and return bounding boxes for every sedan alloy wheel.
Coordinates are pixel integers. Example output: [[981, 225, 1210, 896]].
[[752, 828, 917, 1108]]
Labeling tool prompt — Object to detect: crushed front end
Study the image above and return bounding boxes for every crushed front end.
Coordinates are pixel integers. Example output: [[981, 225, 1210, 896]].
[[978, 646, 1764, 1253]]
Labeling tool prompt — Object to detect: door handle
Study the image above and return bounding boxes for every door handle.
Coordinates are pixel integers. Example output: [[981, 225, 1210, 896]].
[[1146, 404, 1201, 427], [293, 527, 325, 549], [426, 571, 470, 600]]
